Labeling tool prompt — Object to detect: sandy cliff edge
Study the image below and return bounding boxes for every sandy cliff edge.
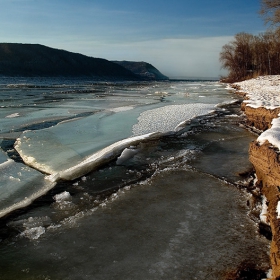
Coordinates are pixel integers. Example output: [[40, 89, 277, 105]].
[[233, 75, 280, 279]]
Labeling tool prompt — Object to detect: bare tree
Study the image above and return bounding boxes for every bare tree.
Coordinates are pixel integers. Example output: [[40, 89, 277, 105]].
[[220, 33, 255, 82], [260, 0, 280, 25], [220, 29, 280, 82], [220, 1, 280, 82]]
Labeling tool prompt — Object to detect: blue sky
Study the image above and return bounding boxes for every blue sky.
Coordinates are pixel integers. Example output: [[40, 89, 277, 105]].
[[0, 0, 265, 78]]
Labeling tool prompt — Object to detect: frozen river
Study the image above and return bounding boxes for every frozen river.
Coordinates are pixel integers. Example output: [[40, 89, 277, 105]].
[[0, 78, 270, 279]]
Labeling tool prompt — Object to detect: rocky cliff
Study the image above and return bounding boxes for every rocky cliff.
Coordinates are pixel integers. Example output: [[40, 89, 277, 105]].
[[235, 76, 280, 279], [249, 140, 280, 279]]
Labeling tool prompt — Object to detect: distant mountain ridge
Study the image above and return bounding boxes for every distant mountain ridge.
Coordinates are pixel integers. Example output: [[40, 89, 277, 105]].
[[113, 61, 169, 80], [0, 43, 168, 80]]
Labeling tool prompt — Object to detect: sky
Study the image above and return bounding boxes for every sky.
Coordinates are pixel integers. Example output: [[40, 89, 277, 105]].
[[0, 0, 266, 78]]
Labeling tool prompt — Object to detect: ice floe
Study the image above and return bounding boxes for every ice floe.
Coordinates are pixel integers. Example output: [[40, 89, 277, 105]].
[[0, 160, 56, 218], [116, 146, 140, 165], [46, 132, 161, 181], [53, 191, 72, 203]]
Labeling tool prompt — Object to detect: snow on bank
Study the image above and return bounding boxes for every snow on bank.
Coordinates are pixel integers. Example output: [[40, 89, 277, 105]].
[[258, 117, 280, 148], [235, 75, 280, 110], [234, 75, 280, 150]]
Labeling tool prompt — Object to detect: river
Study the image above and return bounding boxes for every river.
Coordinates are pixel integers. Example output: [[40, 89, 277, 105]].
[[0, 78, 270, 279]]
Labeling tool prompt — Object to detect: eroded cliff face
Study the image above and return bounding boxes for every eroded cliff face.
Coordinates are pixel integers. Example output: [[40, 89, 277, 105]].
[[245, 103, 280, 279], [231, 76, 280, 279], [235, 87, 280, 130], [250, 141, 280, 279], [242, 105, 280, 131]]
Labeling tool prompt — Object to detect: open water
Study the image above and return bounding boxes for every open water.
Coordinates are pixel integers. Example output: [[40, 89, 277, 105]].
[[0, 78, 270, 279]]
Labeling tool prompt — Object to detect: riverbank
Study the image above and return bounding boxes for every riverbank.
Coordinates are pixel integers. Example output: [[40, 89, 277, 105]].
[[232, 75, 280, 280]]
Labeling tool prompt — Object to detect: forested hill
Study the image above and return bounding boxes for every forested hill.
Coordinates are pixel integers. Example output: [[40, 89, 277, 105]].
[[113, 61, 169, 80], [0, 43, 147, 80]]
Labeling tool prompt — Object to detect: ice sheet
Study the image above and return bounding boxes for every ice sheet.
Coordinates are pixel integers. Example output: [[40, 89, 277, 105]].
[[15, 109, 142, 175], [0, 144, 8, 164], [47, 132, 161, 181], [0, 160, 56, 218], [0, 107, 75, 134]]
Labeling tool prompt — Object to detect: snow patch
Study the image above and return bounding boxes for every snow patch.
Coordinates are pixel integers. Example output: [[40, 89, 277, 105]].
[[260, 196, 269, 224], [257, 116, 280, 150], [277, 201, 280, 219]]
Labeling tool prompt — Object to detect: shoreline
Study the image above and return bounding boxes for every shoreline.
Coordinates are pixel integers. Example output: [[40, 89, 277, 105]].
[[232, 75, 280, 280]]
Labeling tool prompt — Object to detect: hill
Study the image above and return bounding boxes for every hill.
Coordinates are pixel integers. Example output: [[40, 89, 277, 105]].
[[0, 43, 139, 80], [113, 60, 169, 80]]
